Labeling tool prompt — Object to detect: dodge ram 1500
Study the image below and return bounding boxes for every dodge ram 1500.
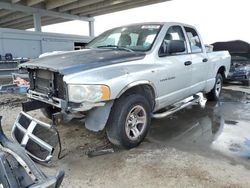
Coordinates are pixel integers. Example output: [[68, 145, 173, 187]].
[[19, 22, 231, 149]]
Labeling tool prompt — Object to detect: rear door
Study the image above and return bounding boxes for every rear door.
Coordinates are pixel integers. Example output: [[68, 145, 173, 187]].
[[155, 25, 192, 107], [184, 27, 209, 95]]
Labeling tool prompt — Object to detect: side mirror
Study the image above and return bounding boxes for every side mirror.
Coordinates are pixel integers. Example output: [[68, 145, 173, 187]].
[[159, 40, 186, 57], [168, 40, 186, 54]]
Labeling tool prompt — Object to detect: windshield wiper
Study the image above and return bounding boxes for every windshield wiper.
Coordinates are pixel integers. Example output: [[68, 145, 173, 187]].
[[97, 45, 134, 52]]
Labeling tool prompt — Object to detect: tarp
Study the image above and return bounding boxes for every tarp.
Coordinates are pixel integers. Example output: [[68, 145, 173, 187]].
[[212, 40, 250, 58]]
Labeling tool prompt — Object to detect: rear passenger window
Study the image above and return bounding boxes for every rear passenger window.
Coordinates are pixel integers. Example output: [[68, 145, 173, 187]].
[[184, 27, 202, 53]]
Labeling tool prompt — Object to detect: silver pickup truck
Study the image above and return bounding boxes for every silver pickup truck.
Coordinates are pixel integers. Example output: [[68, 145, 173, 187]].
[[20, 22, 231, 149]]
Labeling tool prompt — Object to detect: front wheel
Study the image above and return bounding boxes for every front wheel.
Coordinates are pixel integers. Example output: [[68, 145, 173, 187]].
[[207, 73, 223, 101], [106, 94, 151, 149]]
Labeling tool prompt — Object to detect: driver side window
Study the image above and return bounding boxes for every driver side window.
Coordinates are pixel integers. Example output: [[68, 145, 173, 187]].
[[159, 26, 187, 56]]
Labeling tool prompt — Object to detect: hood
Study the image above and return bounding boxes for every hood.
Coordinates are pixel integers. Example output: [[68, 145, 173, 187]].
[[20, 49, 146, 75]]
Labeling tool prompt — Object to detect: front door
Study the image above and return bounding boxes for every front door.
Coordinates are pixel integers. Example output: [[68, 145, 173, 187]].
[[155, 25, 192, 108]]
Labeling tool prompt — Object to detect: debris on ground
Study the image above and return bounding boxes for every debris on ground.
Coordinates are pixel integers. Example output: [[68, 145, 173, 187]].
[[0, 73, 29, 94], [87, 148, 115, 158], [0, 94, 26, 107]]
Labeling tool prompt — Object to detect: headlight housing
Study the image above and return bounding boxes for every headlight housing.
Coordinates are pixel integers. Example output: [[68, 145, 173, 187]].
[[68, 85, 110, 103]]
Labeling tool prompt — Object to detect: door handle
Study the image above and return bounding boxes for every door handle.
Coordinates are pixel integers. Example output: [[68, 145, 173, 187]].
[[203, 58, 208, 62], [184, 61, 192, 66]]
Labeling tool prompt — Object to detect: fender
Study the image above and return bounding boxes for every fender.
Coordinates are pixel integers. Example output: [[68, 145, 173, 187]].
[[116, 80, 157, 98]]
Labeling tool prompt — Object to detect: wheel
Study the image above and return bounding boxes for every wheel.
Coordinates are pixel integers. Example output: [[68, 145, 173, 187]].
[[106, 94, 151, 149], [242, 80, 250, 86], [207, 73, 223, 101], [41, 106, 61, 119]]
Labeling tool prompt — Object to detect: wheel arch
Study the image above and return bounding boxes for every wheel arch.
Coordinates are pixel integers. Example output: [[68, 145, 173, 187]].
[[116, 81, 156, 111], [217, 66, 226, 79]]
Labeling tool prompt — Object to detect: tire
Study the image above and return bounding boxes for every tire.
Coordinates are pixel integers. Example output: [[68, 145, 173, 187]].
[[106, 94, 151, 149], [41, 106, 61, 119], [242, 80, 250, 86], [207, 73, 223, 101]]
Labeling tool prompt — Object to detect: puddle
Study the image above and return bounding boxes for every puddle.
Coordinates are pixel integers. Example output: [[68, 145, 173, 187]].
[[220, 89, 250, 103], [211, 118, 250, 159], [148, 89, 250, 161]]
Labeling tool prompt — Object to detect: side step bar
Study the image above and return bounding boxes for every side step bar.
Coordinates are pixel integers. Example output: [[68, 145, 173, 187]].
[[152, 93, 207, 119]]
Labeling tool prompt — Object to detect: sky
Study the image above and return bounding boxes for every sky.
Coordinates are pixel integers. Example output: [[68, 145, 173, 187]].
[[41, 0, 249, 44]]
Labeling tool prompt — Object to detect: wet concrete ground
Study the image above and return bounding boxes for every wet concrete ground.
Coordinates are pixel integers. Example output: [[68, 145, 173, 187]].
[[148, 88, 250, 164]]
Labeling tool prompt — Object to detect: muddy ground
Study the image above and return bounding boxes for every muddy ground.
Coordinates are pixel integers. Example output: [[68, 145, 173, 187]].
[[0, 84, 250, 188]]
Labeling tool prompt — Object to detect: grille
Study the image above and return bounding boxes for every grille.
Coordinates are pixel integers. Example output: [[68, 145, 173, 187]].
[[12, 112, 58, 162], [29, 69, 65, 99]]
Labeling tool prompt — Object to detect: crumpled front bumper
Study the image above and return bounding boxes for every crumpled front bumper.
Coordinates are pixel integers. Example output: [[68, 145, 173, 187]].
[[28, 89, 106, 112], [27, 90, 67, 109]]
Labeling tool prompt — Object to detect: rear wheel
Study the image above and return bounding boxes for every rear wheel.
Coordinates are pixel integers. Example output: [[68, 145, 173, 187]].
[[207, 73, 223, 101], [106, 94, 151, 149], [41, 106, 61, 119]]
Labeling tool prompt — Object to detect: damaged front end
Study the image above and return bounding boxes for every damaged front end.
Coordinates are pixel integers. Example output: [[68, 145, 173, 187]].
[[24, 67, 113, 131], [27, 69, 67, 110], [227, 62, 250, 81], [0, 116, 64, 188], [226, 56, 250, 84], [27, 69, 108, 115]]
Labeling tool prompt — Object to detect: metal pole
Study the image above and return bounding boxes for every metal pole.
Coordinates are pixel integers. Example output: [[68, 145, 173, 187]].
[[33, 13, 41, 32], [89, 20, 94, 37]]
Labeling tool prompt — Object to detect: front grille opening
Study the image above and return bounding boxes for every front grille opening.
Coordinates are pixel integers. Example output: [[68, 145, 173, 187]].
[[19, 114, 31, 129], [33, 126, 58, 149], [26, 139, 50, 161], [14, 128, 24, 143], [29, 70, 65, 100]]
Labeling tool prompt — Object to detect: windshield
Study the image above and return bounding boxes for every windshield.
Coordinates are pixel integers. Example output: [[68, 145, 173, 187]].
[[86, 24, 162, 52]]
